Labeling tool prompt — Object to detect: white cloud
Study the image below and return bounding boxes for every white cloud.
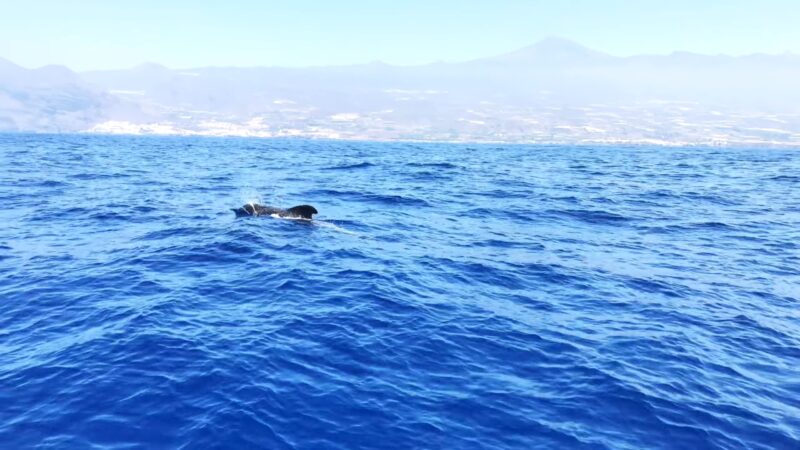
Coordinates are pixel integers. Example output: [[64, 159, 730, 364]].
[[330, 113, 360, 122]]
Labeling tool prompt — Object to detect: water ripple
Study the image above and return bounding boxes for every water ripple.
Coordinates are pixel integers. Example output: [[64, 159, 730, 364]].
[[1, 135, 799, 449]]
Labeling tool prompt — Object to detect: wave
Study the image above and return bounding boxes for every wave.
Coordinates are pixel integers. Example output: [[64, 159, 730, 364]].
[[406, 162, 460, 169], [134, 226, 209, 242], [68, 172, 132, 180], [305, 189, 431, 207], [404, 170, 452, 181], [690, 221, 736, 230], [0, 243, 11, 261], [769, 175, 800, 182], [322, 162, 376, 170], [38, 180, 70, 188], [313, 220, 359, 235], [462, 207, 533, 223], [549, 208, 632, 224], [2, 179, 71, 188]]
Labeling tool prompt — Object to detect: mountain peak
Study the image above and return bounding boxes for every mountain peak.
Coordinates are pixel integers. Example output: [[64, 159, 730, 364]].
[[0, 56, 23, 71], [532, 37, 590, 51], [473, 37, 609, 66], [34, 64, 76, 78], [132, 62, 170, 72], [521, 37, 607, 58]]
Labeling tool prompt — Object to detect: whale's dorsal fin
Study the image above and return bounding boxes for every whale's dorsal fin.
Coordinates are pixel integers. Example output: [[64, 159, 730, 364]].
[[285, 205, 318, 219]]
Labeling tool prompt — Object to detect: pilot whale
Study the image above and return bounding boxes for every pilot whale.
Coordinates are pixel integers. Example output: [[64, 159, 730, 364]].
[[232, 203, 318, 219]]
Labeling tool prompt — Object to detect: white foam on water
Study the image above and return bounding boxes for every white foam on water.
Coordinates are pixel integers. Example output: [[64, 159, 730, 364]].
[[314, 220, 358, 235], [239, 188, 263, 206]]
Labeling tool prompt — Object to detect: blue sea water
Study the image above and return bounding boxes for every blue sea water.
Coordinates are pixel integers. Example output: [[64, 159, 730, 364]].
[[0, 134, 799, 449]]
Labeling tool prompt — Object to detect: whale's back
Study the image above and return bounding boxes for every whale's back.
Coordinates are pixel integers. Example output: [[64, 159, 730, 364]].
[[232, 203, 317, 219], [284, 205, 318, 219]]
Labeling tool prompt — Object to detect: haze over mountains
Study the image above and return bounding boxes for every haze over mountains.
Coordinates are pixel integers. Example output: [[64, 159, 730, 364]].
[[1, 38, 799, 146]]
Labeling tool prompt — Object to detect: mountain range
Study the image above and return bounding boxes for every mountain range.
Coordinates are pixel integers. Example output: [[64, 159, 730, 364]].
[[1, 38, 799, 146]]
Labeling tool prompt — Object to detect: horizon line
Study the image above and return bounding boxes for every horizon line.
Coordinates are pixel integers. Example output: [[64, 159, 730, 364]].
[[2, 130, 798, 150], [2, 37, 799, 72]]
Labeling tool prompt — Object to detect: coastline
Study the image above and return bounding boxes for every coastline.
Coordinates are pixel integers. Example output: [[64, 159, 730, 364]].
[[3, 129, 798, 150]]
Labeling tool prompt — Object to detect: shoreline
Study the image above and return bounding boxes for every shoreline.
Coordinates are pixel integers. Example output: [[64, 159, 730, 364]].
[[2, 130, 798, 150]]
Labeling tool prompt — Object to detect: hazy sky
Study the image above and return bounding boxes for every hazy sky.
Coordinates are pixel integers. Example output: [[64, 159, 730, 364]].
[[2, 0, 799, 70]]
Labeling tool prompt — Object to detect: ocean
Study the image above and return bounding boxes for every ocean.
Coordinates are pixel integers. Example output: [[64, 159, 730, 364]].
[[1, 134, 798, 449]]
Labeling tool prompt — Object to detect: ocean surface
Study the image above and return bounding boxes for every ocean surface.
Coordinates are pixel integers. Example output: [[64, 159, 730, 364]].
[[1, 134, 799, 450]]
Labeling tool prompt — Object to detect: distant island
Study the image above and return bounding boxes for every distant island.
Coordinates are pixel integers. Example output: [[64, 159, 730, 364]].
[[1, 38, 798, 146]]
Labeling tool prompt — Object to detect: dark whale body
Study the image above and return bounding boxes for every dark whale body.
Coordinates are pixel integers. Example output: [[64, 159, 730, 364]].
[[232, 203, 318, 219]]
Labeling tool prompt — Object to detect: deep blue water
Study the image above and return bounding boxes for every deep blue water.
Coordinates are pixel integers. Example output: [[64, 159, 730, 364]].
[[1, 134, 799, 449]]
